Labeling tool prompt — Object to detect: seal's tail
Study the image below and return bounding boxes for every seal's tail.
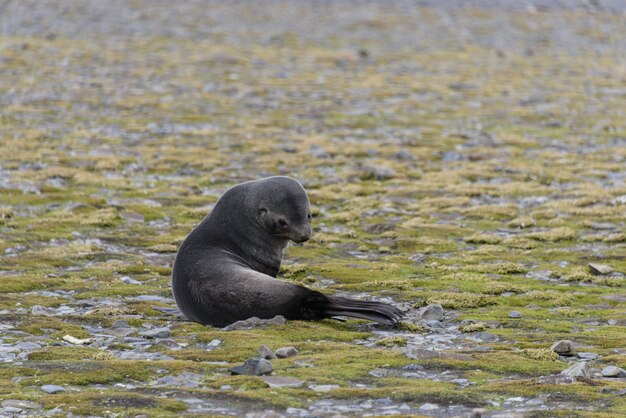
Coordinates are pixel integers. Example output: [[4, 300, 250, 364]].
[[313, 295, 404, 326]]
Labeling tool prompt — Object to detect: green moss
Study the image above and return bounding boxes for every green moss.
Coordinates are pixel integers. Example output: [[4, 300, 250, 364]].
[[397, 322, 426, 332], [459, 322, 486, 333], [522, 348, 560, 361], [376, 336, 408, 347], [425, 292, 495, 309]]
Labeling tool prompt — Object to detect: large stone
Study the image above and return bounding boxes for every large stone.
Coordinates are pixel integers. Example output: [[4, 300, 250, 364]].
[[551, 340, 576, 356], [420, 304, 444, 321], [229, 358, 273, 376], [275, 346, 299, 359], [560, 362, 590, 379], [601, 366, 626, 378]]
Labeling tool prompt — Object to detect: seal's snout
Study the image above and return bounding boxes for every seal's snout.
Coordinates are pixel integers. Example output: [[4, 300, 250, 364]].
[[292, 226, 312, 243]]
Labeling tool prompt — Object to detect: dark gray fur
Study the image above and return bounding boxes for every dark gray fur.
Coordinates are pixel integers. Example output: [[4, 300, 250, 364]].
[[172, 176, 403, 327]]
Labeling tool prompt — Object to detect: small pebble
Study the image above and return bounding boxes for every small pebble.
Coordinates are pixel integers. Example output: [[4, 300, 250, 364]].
[[577, 352, 599, 361], [41, 385, 66, 394], [120, 276, 142, 285], [140, 327, 171, 339], [509, 311, 522, 318]]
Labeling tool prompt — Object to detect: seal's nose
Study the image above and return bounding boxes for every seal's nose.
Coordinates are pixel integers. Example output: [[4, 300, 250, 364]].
[[292, 226, 312, 243]]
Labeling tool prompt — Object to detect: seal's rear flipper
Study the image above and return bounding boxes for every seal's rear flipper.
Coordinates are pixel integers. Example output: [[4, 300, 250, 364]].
[[308, 294, 404, 326], [152, 306, 190, 321]]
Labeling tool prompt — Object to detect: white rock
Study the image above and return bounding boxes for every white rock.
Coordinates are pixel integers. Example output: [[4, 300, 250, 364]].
[[62, 335, 92, 345]]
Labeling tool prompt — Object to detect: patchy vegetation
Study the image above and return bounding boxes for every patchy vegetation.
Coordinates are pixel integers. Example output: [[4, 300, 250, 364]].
[[0, 0, 625, 416]]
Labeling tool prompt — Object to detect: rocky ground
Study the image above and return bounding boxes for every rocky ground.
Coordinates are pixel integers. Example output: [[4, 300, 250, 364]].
[[1, 0, 625, 416]]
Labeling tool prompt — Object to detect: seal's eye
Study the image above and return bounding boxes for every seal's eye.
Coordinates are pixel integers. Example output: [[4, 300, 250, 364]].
[[277, 218, 288, 227], [307, 213, 312, 220], [259, 207, 268, 215]]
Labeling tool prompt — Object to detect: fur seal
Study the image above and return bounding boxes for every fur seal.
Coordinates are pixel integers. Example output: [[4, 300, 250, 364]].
[[172, 176, 403, 327]]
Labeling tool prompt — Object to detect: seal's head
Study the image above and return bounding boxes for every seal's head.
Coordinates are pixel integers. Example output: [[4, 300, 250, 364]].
[[254, 176, 312, 243]]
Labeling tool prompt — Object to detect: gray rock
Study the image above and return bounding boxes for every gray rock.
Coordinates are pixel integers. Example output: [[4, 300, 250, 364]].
[[140, 327, 171, 339], [41, 385, 66, 394], [420, 304, 444, 321], [560, 362, 590, 379], [601, 366, 626, 378], [509, 311, 522, 318], [589, 263, 613, 275], [551, 340, 576, 356], [275, 346, 299, 358], [111, 319, 130, 329], [223, 315, 286, 331], [577, 352, 599, 361], [2, 400, 41, 409], [425, 320, 443, 328], [229, 358, 273, 376], [257, 344, 277, 360], [262, 376, 304, 388]]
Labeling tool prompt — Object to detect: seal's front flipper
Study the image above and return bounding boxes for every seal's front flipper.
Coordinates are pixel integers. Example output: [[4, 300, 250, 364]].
[[152, 306, 190, 321]]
